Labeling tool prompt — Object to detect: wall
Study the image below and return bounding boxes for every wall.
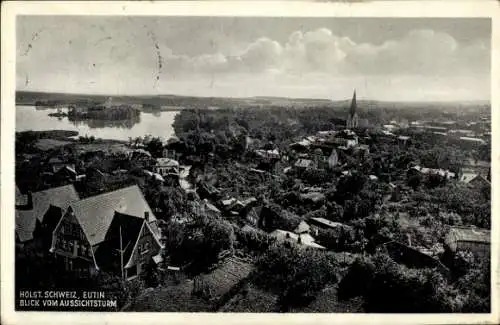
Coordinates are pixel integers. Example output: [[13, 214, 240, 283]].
[[52, 209, 94, 271], [125, 223, 161, 279]]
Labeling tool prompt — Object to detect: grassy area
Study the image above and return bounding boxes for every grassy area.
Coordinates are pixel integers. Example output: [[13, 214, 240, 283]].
[[218, 283, 279, 312], [124, 281, 212, 312], [35, 138, 73, 151]]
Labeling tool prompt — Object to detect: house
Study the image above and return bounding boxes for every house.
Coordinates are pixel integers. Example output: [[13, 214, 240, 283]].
[[327, 149, 339, 169], [49, 185, 162, 279], [444, 226, 490, 260], [458, 137, 487, 148], [300, 192, 326, 205], [15, 184, 80, 247], [52, 165, 79, 185], [269, 229, 325, 249], [244, 205, 263, 228], [467, 174, 490, 191], [325, 134, 358, 148], [317, 130, 337, 138], [221, 198, 242, 212], [196, 181, 221, 201], [289, 139, 312, 152], [462, 159, 490, 176], [254, 149, 281, 164], [294, 158, 315, 171], [130, 149, 154, 168], [388, 183, 402, 202], [294, 221, 311, 234], [85, 167, 107, 193], [378, 241, 449, 275], [153, 158, 180, 176], [408, 165, 456, 180], [308, 217, 352, 236], [191, 199, 221, 219], [397, 135, 411, 146], [353, 144, 370, 158], [47, 157, 75, 174], [93, 212, 162, 280]]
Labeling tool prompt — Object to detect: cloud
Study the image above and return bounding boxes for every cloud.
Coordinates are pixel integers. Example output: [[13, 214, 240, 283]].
[[16, 24, 490, 100], [162, 27, 487, 78]]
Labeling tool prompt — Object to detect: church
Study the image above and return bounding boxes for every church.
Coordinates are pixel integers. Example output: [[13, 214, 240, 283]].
[[346, 90, 359, 129]]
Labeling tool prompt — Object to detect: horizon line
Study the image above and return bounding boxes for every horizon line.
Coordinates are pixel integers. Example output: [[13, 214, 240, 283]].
[[15, 89, 491, 104]]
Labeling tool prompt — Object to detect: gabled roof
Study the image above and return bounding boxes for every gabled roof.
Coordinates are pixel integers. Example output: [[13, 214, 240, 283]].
[[270, 229, 325, 249], [464, 159, 490, 168], [469, 174, 491, 186], [294, 221, 310, 234], [411, 165, 455, 178], [94, 212, 145, 270], [131, 149, 152, 157], [202, 199, 221, 214], [309, 217, 348, 230], [460, 172, 478, 184], [156, 158, 179, 168], [48, 157, 64, 164], [16, 185, 80, 242], [68, 185, 157, 246], [447, 226, 490, 244], [295, 159, 314, 168]]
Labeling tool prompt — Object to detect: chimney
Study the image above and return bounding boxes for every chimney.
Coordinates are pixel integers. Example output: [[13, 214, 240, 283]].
[[144, 211, 150, 222], [26, 191, 33, 210]]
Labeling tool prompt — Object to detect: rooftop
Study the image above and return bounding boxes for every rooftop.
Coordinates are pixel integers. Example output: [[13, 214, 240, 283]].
[[309, 217, 348, 230], [16, 184, 80, 243], [156, 158, 179, 167], [411, 166, 455, 178], [68, 185, 157, 246], [459, 172, 478, 184], [270, 229, 325, 249], [295, 159, 314, 168], [446, 226, 490, 244]]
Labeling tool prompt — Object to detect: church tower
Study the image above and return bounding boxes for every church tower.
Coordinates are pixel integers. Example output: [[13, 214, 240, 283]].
[[346, 90, 359, 129]]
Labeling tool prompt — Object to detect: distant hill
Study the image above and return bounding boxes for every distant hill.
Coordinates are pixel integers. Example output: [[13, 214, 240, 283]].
[[16, 91, 489, 111]]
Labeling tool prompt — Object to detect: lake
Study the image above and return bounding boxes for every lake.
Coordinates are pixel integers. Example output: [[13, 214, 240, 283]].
[[16, 105, 179, 141]]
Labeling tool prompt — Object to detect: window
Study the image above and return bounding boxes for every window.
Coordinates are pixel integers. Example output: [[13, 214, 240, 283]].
[[79, 244, 86, 256], [71, 224, 80, 238], [139, 241, 150, 255]]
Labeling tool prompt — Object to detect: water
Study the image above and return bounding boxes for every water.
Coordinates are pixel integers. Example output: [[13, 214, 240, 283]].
[[16, 105, 180, 141]]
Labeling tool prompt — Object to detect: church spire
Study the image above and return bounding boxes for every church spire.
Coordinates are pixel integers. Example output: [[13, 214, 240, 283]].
[[349, 89, 357, 116]]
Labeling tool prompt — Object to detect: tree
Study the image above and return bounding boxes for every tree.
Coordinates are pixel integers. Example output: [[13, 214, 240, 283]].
[[338, 253, 461, 312], [202, 217, 236, 262], [254, 244, 339, 310], [407, 173, 422, 189], [146, 137, 164, 158], [456, 258, 490, 312]]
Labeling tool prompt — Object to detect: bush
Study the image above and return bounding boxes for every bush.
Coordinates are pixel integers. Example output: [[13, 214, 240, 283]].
[[339, 253, 462, 312], [235, 227, 275, 254], [253, 244, 339, 310]]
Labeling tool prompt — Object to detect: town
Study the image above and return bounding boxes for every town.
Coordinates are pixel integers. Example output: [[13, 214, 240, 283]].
[[15, 91, 490, 313]]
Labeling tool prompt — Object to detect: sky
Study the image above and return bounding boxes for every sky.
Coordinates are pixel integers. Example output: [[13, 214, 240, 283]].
[[16, 16, 491, 101]]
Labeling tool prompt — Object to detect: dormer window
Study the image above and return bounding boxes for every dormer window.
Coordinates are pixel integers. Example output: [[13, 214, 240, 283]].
[[139, 241, 151, 255]]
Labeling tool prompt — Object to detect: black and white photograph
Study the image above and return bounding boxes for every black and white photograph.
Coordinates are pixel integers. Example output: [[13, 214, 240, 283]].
[[2, 1, 497, 322]]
